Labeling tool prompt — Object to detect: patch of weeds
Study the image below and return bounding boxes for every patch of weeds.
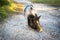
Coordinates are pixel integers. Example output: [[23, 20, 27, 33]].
[[29, 0, 60, 6], [0, 6, 13, 22]]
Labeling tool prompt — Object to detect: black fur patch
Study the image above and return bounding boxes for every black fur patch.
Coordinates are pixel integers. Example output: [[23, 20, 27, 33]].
[[27, 14, 41, 31]]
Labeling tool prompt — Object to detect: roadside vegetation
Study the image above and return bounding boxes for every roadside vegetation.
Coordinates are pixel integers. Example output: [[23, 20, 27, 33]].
[[0, 0, 20, 22], [29, 0, 60, 6], [0, 0, 12, 21]]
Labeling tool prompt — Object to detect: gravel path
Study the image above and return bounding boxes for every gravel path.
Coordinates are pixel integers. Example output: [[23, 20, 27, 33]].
[[0, 3, 60, 40]]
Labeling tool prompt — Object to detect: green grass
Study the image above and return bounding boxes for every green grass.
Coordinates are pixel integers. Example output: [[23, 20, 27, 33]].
[[0, 6, 13, 22], [0, 0, 13, 22], [29, 0, 60, 6]]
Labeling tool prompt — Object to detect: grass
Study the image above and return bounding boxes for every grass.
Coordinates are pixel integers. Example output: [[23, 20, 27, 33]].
[[0, 2, 24, 22], [0, 6, 13, 22], [29, 0, 60, 6], [0, 2, 17, 22]]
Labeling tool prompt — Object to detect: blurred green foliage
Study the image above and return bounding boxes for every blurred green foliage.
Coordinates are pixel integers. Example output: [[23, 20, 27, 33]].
[[0, 0, 13, 22], [29, 0, 60, 6], [0, 6, 13, 21], [0, 0, 10, 7]]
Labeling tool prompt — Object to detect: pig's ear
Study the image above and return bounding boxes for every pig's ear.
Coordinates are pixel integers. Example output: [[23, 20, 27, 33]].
[[35, 13, 37, 17], [38, 16, 41, 19]]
